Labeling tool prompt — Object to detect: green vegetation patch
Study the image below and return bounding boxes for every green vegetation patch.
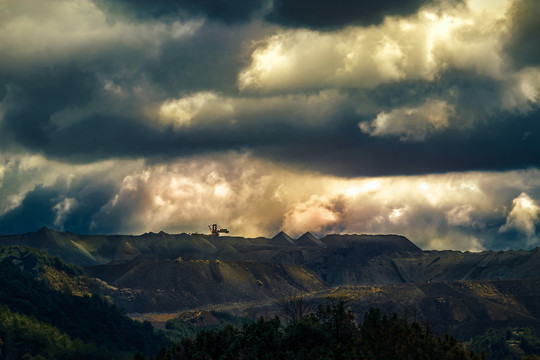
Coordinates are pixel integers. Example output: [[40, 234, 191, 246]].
[[0, 245, 84, 277], [165, 310, 250, 341], [0, 305, 113, 359], [0, 257, 169, 358], [0, 245, 96, 297], [43, 265, 93, 297], [151, 303, 482, 360], [470, 326, 540, 359], [461, 281, 518, 305]]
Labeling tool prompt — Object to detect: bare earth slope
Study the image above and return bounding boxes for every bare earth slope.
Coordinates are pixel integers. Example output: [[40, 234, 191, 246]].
[[87, 259, 327, 313]]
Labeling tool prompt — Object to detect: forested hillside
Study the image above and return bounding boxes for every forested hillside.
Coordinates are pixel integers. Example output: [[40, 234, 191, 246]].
[[147, 301, 482, 360], [0, 247, 169, 359]]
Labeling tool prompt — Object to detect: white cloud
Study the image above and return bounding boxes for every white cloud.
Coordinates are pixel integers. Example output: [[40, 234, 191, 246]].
[[94, 153, 302, 236], [238, 1, 509, 92], [501, 67, 540, 112], [282, 195, 340, 236], [156, 90, 345, 128], [159, 92, 235, 128], [0, 0, 201, 68], [499, 192, 540, 237], [53, 197, 78, 230], [359, 99, 454, 141], [234, 0, 540, 142], [446, 205, 474, 226]]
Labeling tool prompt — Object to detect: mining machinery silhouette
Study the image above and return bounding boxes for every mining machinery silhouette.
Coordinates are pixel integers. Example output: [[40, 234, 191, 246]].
[[208, 224, 229, 236]]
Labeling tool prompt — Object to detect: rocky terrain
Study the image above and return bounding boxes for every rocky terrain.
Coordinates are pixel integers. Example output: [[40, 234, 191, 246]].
[[87, 259, 327, 313]]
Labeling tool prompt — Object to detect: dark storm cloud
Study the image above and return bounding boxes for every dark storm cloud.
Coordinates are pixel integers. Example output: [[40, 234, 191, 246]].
[[504, 0, 540, 68], [99, 0, 451, 30], [366, 70, 505, 121], [25, 92, 539, 178], [1, 0, 536, 178], [2, 63, 538, 177], [254, 107, 540, 177], [0, 181, 115, 235], [0, 65, 96, 151], [12, 64, 540, 177], [0, 18, 270, 158], [147, 22, 271, 94], [1, 62, 537, 179], [43, 113, 310, 163], [96, 0, 268, 23], [487, 228, 530, 250], [266, 0, 434, 29], [0, 186, 58, 234]]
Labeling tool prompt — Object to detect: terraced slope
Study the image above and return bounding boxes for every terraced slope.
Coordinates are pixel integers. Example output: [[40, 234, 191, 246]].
[[87, 258, 328, 313]]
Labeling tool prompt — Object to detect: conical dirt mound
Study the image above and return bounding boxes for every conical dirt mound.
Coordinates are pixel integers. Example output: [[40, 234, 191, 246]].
[[270, 231, 295, 246], [295, 232, 324, 247]]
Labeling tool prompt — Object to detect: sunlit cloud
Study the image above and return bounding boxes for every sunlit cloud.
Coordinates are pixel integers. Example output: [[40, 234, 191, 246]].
[[238, 1, 509, 92], [155, 90, 346, 128], [502, 67, 540, 112], [236, 0, 540, 143], [53, 197, 78, 230], [359, 99, 454, 141], [158, 92, 235, 128], [499, 192, 540, 238], [282, 195, 341, 235], [2, 150, 540, 250], [446, 205, 475, 227], [92, 153, 292, 237]]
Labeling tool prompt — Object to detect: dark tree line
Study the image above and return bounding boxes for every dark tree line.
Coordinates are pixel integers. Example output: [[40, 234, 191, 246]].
[[470, 327, 540, 360], [147, 298, 483, 360]]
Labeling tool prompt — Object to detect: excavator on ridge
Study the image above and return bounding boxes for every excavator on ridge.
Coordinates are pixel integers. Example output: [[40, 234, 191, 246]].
[[208, 224, 229, 236]]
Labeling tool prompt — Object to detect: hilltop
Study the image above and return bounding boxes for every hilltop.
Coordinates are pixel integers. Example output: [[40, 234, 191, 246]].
[[1, 228, 538, 286], [0, 227, 422, 266]]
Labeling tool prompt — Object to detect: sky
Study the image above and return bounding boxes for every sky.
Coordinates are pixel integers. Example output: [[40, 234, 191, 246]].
[[1, 0, 540, 251]]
